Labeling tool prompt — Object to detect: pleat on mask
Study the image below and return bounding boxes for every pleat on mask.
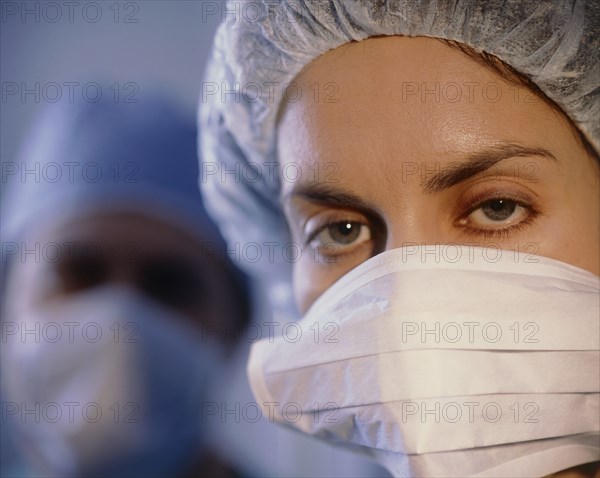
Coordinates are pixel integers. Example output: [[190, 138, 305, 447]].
[[248, 245, 600, 477]]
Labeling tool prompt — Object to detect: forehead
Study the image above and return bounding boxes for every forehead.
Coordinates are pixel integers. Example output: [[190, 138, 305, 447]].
[[276, 36, 574, 194]]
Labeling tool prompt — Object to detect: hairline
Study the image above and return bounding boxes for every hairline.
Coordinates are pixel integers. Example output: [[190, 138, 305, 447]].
[[439, 38, 600, 163]]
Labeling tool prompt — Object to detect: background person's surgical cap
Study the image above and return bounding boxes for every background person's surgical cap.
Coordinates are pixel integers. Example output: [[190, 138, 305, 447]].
[[199, 0, 599, 318], [2, 95, 225, 249]]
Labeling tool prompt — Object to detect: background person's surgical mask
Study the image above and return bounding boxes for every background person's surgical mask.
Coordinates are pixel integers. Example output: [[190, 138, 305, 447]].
[[248, 246, 600, 477], [1, 285, 225, 478]]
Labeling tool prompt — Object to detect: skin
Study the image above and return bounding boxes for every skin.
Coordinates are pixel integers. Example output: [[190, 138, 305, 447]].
[[4, 211, 243, 345], [277, 36, 600, 313], [277, 36, 600, 477]]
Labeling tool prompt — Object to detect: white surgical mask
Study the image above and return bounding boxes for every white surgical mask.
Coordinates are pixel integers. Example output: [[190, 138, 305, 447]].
[[1, 286, 224, 477], [247, 246, 600, 477]]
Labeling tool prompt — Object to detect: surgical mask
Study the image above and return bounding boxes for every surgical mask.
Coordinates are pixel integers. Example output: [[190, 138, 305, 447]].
[[1, 286, 224, 477], [247, 245, 600, 477]]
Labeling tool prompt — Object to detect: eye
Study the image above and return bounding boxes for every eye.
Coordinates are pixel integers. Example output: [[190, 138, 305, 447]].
[[309, 221, 371, 252], [467, 198, 528, 226], [457, 190, 540, 239], [57, 254, 109, 294], [137, 257, 205, 309]]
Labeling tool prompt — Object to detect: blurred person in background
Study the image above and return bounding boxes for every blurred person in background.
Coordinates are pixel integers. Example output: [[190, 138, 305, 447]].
[[199, 1, 599, 477], [0, 96, 253, 477]]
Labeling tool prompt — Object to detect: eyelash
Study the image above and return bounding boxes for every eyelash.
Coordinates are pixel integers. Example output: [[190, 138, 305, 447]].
[[305, 220, 330, 246], [457, 190, 541, 239], [464, 219, 535, 239], [305, 218, 367, 245], [304, 214, 377, 261], [303, 188, 541, 254]]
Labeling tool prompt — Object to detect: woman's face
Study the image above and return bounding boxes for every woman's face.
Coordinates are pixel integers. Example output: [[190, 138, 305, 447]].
[[277, 36, 600, 313]]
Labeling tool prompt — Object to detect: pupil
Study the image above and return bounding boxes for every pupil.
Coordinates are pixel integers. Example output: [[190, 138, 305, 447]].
[[338, 222, 353, 235], [330, 222, 360, 244], [482, 199, 516, 221]]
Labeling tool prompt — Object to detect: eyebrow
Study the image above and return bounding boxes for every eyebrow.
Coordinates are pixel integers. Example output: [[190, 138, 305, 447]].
[[283, 143, 557, 208], [283, 182, 377, 212], [422, 143, 557, 193]]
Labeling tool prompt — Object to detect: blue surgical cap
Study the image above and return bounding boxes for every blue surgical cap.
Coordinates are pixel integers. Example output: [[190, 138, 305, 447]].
[[198, 0, 600, 318], [2, 95, 224, 249]]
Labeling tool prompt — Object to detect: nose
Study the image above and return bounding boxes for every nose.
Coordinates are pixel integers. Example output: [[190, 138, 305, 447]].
[[383, 206, 452, 253]]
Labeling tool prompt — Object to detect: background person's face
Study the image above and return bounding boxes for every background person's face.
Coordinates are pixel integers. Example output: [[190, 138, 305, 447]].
[[5, 212, 240, 338], [277, 36, 600, 313]]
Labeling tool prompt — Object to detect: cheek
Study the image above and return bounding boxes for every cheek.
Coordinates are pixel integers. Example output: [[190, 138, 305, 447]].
[[293, 249, 373, 314], [293, 256, 323, 315], [543, 229, 599, 276], [566, 200, 599, 275], [539, 175, 600, 275], [292, 254, 342, 315]]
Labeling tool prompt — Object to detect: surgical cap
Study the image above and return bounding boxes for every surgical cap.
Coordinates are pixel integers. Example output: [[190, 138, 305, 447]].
[[2, 94, 251, 328], [199, 0, 600, 317], [2, 95, 224, 247]]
